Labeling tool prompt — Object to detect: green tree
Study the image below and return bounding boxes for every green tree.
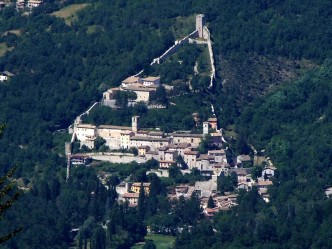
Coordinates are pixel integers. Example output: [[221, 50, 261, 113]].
[[143, 240, 156, 249], [207, 196, 215, 208], [91, 226, 106, 249], [0, 125, 22, 243], [0, 167, 22, 244], [138, 183, 146, 219], [150, 86, 168, 105]]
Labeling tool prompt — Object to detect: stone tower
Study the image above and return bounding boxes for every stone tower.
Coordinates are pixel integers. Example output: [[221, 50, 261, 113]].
[[196, 14, 206, 38], [132, 116, 140, 132], [203, 121, 209, 135]]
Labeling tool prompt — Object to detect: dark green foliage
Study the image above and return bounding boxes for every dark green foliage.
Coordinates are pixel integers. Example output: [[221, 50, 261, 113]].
[[150, 86, 168, 105], [0, 0, 331, 248], [0, 167, 22, 244], [207, 196, 215, 208], [138, 183, 147, 219], [198, 134, 218, 154], [175, 61, 332, 249], [217, 172, 238, 194], [114, 91, 137, 108], [143, 240, 156, 249], [251, 165, 263, 180]]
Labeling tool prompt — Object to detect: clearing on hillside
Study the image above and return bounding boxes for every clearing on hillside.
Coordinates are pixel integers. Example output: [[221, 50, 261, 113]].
[[0, 42, 13, 57], [132, 234, 175, 249], [2, 29, 22, 37], [51, 3, 90, 25]]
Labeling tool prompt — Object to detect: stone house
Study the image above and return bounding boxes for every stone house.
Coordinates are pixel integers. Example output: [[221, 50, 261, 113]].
[[159, 160, 174, 168], [130, 136, 170, 151], [171, 133, 203, 147], [131, 182, 151, 195], [184, 150, 200, 169], [75, 124, 97, 142], [123, 193, 139, 206]]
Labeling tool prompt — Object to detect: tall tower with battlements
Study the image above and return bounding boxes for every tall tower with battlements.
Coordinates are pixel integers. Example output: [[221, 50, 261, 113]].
[[132, 116, 140, 132], [196, 14, 206, 38]]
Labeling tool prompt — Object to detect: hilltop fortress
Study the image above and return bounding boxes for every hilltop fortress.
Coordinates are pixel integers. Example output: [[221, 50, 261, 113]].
[[67, 14, 220, 174], [101, 14, 216, 108]]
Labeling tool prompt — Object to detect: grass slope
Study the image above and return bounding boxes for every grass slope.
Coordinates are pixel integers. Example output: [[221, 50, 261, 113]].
[[132, 234, 175, 249], [51, 3, 90, 25]]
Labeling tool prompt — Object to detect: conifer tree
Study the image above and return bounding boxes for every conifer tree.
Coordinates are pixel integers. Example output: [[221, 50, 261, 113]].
[[207, 196, 215, 208], [137, 182, 146, 219], [0, 125, 22, 243]]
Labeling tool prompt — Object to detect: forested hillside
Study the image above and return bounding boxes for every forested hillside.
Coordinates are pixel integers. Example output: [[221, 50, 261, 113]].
[[175, 59, 332, 249], [0, 0, 331, 248]]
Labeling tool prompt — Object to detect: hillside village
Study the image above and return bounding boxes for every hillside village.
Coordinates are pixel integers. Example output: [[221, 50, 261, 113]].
[[66, 14, 275, 219]]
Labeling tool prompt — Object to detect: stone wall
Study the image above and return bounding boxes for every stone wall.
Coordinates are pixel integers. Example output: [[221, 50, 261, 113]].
[[150, 30, 199, 65]]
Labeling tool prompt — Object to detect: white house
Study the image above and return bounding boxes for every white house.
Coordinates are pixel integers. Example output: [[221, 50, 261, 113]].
[[75, 124, 97, 142], [0, 75, 7, 82], [262, 166, 276, 179], [141, 76, 160, 87]]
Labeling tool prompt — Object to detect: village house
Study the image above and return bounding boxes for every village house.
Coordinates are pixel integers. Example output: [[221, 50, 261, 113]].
[[130, 182, 151, 195], [171, 133, 203, 147], [16, 0, 25, 10], [196, 154, 214, 171], [145, 150, 159, 161], [159, 160, 174, 168], [262, 166, 276, 179], [212, 163, 230, 176], [116, 182, 131, 196], [208, 150, 226, 163], [174, 185, 194, 199], [325, 187, 332, 198], [237, 182, 251, 191], [27, 0, 42, 8], [124, 85, 157, 103], [123, 193, 139, 206], [207, 117, 218, 130], [102, 75, 160, 106], [194, 179, 217, 197], [215, 194, 238, 210], [256, 180, 273, 188], [168, 143, 191, 157], [204, 207, 220, 218], [121, 76, 142, 87], [97, 125, 133, 149], [102, 87, 121, 107], [237, 154, 252, 167], [210, 132, 223, 147], [130, 136, 170, 151], [75, 124, 97, 142], [146, 169, 169, 178], [184, 150, 200, 169], [138, 145, 150, 156], [141, 76, 160, 87], [158, 147, 178, 161], [70, 154, 92, 166], [0, 75, 7, 82]]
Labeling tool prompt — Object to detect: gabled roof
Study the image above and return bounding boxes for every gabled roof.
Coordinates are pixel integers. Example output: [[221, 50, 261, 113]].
[[123, 193, 139, 198], [98, 125, 132, 130], [77, 124, 96, 129]]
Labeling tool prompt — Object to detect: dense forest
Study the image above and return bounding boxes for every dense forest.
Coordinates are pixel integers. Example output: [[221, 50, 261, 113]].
[[0, 0, 331, 248]]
